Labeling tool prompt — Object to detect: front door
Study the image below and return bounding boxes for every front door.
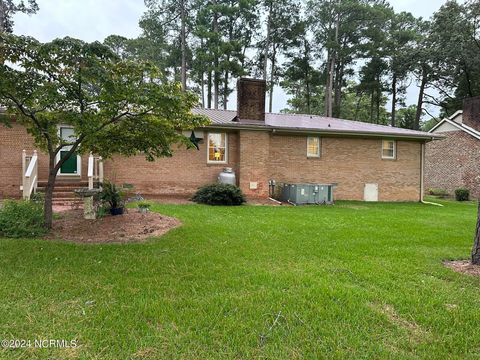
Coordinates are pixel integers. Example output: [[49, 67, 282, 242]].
[[60, 150, 78, 174], [57, 126, 80, 176]]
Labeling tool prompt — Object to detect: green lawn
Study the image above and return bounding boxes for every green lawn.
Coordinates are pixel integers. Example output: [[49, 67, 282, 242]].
[[0, 199, 479, 359]]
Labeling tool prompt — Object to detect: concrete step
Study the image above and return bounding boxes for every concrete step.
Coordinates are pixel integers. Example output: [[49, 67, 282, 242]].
[[37, 184, 88, 189], [52, 198, 83, 205], [52, 193, 79, 200]]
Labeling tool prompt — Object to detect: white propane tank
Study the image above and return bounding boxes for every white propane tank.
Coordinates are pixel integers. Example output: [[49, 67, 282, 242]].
[[218, 167, 236, 185]]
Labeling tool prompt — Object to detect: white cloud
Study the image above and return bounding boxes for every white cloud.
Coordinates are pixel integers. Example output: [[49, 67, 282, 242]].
[[13, 0, 144, 42]]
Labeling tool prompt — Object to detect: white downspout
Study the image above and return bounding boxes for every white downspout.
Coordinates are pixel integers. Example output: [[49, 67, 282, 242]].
[[420, 140, 443, 207]]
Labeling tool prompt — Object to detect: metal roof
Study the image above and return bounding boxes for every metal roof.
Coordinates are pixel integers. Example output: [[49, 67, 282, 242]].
[[192, 108, 237, 124], [194, 108, 441, 140]]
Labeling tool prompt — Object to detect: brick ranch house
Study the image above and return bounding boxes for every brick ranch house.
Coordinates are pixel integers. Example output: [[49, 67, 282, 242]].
[[425, 96, 480, 198], [1, 78, 441, 203]]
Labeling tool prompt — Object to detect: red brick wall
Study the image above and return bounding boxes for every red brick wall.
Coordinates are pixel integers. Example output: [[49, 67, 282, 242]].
[[103, 131, 240, 196], [238, 130, 270, 197], [0, 123, 88, 199], [425, 130, 480, 198], [267, 135, 422, 201], [1, 124, 423, 201]]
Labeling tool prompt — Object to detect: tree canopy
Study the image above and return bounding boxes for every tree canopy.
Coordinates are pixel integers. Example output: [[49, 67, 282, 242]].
[[99, 0, 480, 129], [0, 34, 208, 227]]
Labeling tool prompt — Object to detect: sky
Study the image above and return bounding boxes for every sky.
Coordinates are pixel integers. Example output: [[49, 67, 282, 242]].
[[13, 0, 451, 115]]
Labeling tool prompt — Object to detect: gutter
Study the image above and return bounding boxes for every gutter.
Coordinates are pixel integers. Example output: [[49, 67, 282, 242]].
[[204, 124, 443, 141]]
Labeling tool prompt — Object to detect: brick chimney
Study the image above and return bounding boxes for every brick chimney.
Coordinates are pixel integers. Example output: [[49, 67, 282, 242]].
[[463, 96, 480, 131], [236, 78, 266, 121]]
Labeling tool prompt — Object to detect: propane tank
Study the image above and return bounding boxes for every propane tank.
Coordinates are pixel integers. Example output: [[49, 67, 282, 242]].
[[218, 167, 236, 185]]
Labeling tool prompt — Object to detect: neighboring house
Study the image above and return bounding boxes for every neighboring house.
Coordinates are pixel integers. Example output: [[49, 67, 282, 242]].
[[425, 96, 480, 198], [0, 78, 441, 203]]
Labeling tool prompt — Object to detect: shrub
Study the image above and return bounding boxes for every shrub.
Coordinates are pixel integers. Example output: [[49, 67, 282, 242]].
[[30, 192, 45, 204], [0, 200, 45, 238], [137, 201, 151, 213], [192, 184, 245, 206], [99, 181, 127, 209], [455, 188, 470, 201], [428, 188, 449, 198]]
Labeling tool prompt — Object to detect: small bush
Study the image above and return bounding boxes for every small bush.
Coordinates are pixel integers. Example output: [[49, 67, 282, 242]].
[[99, 181, 127, 209], [0, 200, 45, 238], [192, 184, 245, 206], [30, 192, 45, 204], [428, 188, 449, 198], [455, 188, 470, 201]]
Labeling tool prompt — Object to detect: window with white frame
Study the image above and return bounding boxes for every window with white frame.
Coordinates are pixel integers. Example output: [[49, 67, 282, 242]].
[[307, 136, 320, 157], [60, 126, 75, 143], [382, 139, 396, 159], [207, 132, 227, 163]]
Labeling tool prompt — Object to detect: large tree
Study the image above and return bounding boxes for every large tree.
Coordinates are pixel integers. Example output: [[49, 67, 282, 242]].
[[428, 0, 480, 116], [261, 0, 302, 113], [0, 34, 208, 228], [385, 11, 418, 127], [0, 0, 38, 33], [281, 25, 324, 115]]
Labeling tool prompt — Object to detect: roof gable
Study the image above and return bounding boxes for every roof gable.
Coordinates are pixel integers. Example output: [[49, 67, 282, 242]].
[[429, 117, 480, 141]]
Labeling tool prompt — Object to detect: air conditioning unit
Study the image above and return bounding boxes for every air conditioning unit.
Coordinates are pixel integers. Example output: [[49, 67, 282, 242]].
[[281, 183, 334, 205]]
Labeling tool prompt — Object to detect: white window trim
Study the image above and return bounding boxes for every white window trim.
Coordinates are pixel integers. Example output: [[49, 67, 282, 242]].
[[381, 139, 396, 160], [307, 136, 321, 158], [56, 125, 82, 176], [207, 132, 228, 164]]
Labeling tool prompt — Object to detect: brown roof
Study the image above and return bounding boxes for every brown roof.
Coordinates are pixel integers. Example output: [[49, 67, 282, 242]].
[[193, 108, 442, 140]]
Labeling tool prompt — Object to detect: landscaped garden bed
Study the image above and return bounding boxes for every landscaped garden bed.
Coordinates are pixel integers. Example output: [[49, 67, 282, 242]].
[[46, 209, 180, 243], [444, 259, 480, 276]]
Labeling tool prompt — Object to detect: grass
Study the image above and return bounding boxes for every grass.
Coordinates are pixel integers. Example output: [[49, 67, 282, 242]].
[[0, 199, 479, 359]]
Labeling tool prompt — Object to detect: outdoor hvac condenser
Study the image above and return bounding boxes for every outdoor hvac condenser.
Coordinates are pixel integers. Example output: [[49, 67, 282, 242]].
[[281, 183, 334, 205]]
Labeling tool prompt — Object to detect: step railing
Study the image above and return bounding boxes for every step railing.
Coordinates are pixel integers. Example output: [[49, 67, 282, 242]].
[[22, 150, 38, 200], [88, 152, 104, 190]]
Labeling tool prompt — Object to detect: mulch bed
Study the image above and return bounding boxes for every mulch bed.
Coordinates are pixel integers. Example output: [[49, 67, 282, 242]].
[[46, 209, 181, 244], [443, 260, 480, 276]]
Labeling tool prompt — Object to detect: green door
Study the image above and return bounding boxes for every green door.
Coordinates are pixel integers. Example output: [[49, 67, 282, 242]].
[[60, 151, 78, 174]]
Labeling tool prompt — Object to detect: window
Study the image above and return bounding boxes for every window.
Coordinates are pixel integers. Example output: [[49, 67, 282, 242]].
[[60, 127, 75, 142], [307, 136, 320, 157], [207, 132, 227, 163], [382, 140, 396, 159]]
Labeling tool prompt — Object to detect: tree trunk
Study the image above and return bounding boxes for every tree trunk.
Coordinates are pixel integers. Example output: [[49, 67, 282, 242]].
[[305, 71, 311, 114], [213, 2, 219, 110], [415, 69, 427, 130], [391, 73, 397, 127], [263, 2, 272, 81], [471, 202, 480, 265], [354, 91, 362, 121], [180, 0, 187, 91], [207, 71, 212, 108], [0, 0, 6, 33], [376, 83, 381, 124], [201, 71, 205, 108], [43, 155, 57, 229], [325, 54, 335, 117], [223, 69, 229, 110], [269, 46, 276, 113], [333, 61, 344, 118], [325, 12, 340, 118], [370, 91, 375, 123]]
